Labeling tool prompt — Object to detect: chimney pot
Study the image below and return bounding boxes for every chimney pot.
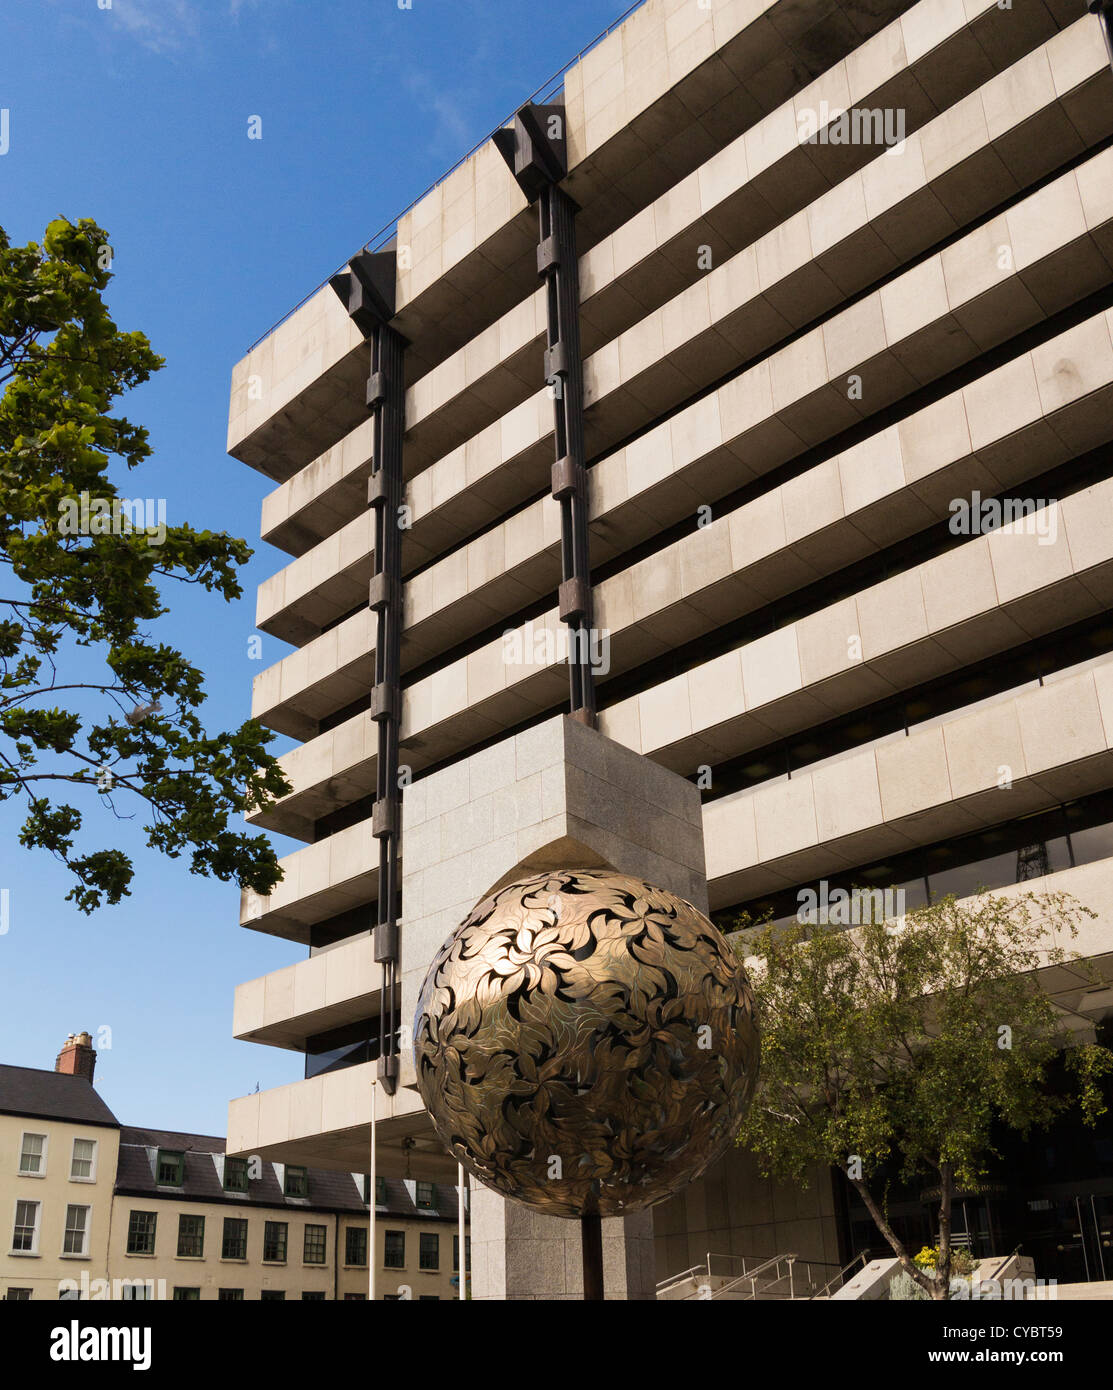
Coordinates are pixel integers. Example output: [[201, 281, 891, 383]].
[[56, 1031, 97, 1084]]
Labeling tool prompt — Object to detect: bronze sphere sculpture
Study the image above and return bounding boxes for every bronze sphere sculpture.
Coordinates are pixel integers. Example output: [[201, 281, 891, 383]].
[[414, 868, 759, 1218]]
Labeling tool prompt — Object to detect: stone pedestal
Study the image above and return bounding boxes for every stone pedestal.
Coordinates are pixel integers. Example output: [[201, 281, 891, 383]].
[[399, 713, 708, 1090], [469, 1184, 657, 1300]]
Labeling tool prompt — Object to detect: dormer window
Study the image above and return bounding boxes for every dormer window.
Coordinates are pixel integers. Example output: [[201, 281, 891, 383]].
[[284, 1165, 308, 1198], [223, 1156, 249, 1192], [156, 1150, 184, 1186]]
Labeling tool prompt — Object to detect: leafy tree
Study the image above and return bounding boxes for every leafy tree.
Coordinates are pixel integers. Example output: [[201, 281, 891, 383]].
[[731, 890, 1113, 1299], [1, 217, 289, 911]]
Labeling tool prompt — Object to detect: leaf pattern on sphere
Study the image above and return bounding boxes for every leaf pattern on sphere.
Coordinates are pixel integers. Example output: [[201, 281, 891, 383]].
[[413, 868, 759, 1217]]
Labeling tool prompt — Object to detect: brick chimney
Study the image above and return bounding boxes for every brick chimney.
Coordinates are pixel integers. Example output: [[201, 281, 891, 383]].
[[55, 1031, 96, 1083]]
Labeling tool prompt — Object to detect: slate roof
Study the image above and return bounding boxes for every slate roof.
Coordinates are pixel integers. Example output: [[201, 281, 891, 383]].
[[0, 1064, 120, 1129], [378, 1175, 460, 1224], [115, 1126, 460, 1221], [0, 1067, 461, 1223]]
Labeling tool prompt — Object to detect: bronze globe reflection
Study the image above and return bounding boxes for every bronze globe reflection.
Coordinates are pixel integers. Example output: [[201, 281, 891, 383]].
[[413, 868, 759, 1218]]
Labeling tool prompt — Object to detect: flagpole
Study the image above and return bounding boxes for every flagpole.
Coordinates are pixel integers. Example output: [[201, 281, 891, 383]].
[[368, 1075, 377, 1303]]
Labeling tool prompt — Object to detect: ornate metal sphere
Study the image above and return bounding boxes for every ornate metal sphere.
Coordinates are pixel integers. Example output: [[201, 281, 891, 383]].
[[413, 868, 759, 1217]]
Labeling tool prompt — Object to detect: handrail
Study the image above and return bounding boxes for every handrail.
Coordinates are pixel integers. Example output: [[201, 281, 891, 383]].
[[983, 1247, 1023, 1284], [810, 1250, 871, 1300], [655, 1263, 709, 1296], [658, 1250, 858, 1300], [655, 1251, 754, 1296], [705, 1253, 796, 1301], [244, 0, 650, 353]]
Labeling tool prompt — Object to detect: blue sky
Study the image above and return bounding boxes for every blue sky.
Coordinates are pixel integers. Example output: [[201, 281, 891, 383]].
[[0, 0, 627, 1135]]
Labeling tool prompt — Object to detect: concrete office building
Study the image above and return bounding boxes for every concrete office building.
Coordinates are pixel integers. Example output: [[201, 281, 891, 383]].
[[1, 1037, 462, 1300], [225, 0, 1113, 1297]]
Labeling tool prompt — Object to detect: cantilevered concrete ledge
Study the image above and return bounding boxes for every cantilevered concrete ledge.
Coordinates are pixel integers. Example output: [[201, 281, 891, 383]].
[[601, 476, 1113, 774], [247, 298, 1113, 753], [240, 819, 379, 942], [227, 0, 918, 482], [250, 123, 1113, 666], [233, 933, 383, 1052], [734, 857, 1113, 1038], [227, 1061, 457, 1181], [705, 655, 1113, 905], [252, 467, 1113, 844]]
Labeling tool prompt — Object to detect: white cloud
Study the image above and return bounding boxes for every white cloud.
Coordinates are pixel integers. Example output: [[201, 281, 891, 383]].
[[108, 0, 201, 54], [403, 69, 480, 162]]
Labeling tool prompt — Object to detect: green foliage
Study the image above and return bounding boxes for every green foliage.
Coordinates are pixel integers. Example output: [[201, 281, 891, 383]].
[[914, 1244, 975, 1278], [890, 1247, 978, 1301], [0, 218, 289, 910], [732, 890, 1112, 1298]]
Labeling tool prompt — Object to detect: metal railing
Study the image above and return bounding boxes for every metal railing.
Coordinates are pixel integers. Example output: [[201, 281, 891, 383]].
[[245, 0, 650, 353], [708, 1253, 799, 1301], [809, 1250, 871, 1300], [656, 1251, 749, 1298], [658, 1250, 869, 1301]]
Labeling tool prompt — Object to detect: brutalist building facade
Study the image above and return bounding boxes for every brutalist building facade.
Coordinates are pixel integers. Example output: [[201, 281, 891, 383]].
[[226, 0, 1113, 1297]]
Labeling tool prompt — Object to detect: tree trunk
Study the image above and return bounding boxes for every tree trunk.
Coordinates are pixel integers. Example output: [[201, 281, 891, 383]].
[[935, 1162, 954, 1301], [851, 1178, 938, 1298]]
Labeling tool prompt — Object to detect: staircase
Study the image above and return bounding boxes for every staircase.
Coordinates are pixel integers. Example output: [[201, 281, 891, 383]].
[[657, 1252, 870, 1301]]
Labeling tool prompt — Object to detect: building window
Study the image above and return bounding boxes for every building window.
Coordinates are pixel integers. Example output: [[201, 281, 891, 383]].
[[260, 1289, 285, 1301], [11, 1201, 40, 1254], [221, 1217, 248, 1261], [384, 1230, 404, 1269], [284, 1165, 308, 1198], [126, 1210, 157, 1255], [345, 1226, 367, 1267], [120, 1281, 153, 1300], [301, 1290, 325, 1300], [415, 1181, 436, 1210], [343, 1293, 366, 1300], [176, 1214, 205, 1258], [223, 1157, 249, 1193], [419, 1232, 439, 1270], [362, 1173, 388, 1205], [62, 1205, 90, 1257], [218, 1288, 243, 1301], [156, 1150, 184, 1187], [303, 1014, 380, 1078], [303, 1224, 327, 1265], [18, 1133, 46, 1176], [6, 1288, 32, 1300], [419, 1295, 439, 1301], [263, 1221, 287, 1263], [452, 1235, 471, 1271], [172, 1287, 200, 1301], [69, 1138, 97, 1182]]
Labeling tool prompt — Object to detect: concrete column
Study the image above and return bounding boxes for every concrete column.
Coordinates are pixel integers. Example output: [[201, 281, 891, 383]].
[[470, 1183, 656, 1300]]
